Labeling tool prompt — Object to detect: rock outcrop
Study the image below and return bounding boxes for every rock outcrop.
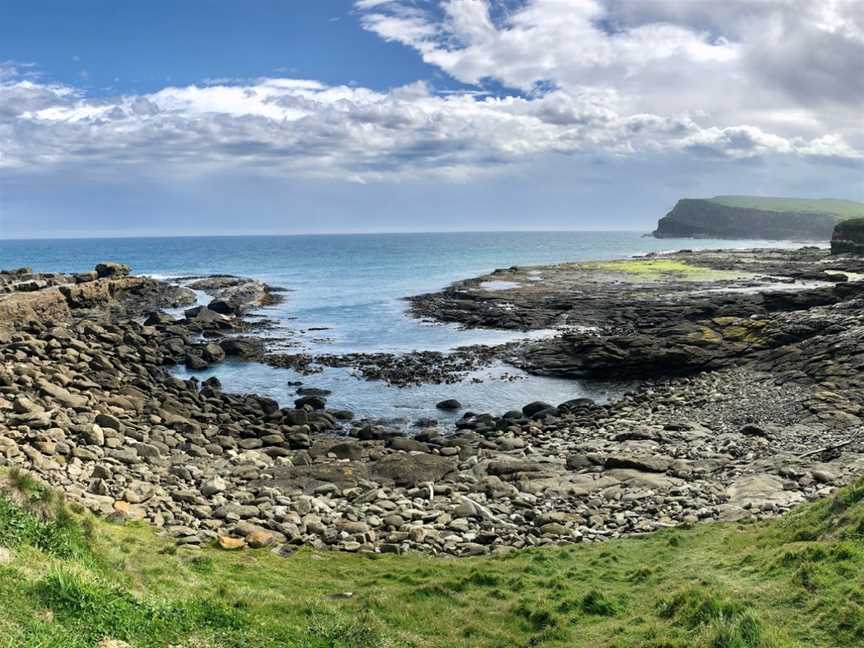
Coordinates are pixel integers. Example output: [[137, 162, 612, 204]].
[[0, 266, 190, 337], [831, 218, 864, 255], [652, 197, 854, 240]]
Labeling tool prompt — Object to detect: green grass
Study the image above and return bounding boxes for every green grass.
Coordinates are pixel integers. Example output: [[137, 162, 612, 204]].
[[1, 472, 864, 647], [708, 196, 864, 219], [575, 259, 747, 282]]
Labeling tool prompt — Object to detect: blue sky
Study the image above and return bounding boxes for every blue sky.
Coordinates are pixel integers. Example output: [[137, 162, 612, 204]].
[[0, 2, 443, 95], [1, 0, 862, 238]]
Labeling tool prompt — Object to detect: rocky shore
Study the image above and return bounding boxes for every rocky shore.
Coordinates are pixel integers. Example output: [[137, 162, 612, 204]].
[[2, 248, 864, 558]]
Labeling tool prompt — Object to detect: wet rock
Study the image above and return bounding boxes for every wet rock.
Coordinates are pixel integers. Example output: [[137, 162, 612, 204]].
[[295, 395, 326, 410], [219, 337, 263, 359], [522, 401, 554, 417]]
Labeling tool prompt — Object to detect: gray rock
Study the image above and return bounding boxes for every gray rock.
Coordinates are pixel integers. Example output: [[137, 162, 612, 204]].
[[201, 477, 227, 496]]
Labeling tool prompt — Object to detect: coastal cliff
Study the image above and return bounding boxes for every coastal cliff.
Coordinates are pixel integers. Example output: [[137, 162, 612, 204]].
[[653, 196, 864, 240]]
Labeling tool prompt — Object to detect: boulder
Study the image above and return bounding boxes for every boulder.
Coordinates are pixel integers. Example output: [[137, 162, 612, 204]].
[[143, 311, 175, 326], [184, 353, 209, 370], [218, 535, 246, 550], [94, 262, 131, 278], [38, 380, 87, 409], [123, 480, 155, 504], [219, 337, 263, 359], [247, 529, 276, 549], [202, 343, 226, 363], [295, 395, 326, 410], [208, 299, 239, 315], [388, 437, 431, 453], [831, 218, 864, 255], [328, 442, 363, 461], [95, 413, 124, 432], [200, 477, 227, 496], [184, 306, 231, 327], [522, 401, 554, 417]]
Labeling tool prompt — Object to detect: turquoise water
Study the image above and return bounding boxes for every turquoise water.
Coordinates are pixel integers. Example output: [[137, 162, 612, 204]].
[[1, 232, 802, 422]]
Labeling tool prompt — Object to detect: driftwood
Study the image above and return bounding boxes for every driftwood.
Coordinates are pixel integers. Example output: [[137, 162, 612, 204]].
[[798, 438, 857, 459]]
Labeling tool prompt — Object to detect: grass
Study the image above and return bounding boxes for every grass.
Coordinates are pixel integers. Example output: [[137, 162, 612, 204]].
[[707, 196, 864, 219], [574, 259, 747, 282], [1, 470, 864, 647]]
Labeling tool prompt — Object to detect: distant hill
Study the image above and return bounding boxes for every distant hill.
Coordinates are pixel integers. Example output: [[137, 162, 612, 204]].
[[708, 196, 864, 218], [653, 195, 864, 240]]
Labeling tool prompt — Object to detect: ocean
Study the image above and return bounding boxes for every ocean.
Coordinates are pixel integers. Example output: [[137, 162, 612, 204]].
[[0, 231, 804, 423]]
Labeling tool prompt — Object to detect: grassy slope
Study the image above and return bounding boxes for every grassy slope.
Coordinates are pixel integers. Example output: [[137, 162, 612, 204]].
[[1, 472, 864, 648], [707, 196, 864, 219]]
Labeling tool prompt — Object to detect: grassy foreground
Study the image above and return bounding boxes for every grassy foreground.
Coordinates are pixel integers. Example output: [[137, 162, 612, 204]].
[[1, 471, 864, 648]]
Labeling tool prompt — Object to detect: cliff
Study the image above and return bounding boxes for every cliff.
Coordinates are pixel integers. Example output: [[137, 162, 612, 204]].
[[831, 218, 864, 255], [653, 196, 864, 240]]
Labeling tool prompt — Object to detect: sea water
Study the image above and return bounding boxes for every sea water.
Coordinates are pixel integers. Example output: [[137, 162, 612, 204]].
[[0, 232, 805, 423]]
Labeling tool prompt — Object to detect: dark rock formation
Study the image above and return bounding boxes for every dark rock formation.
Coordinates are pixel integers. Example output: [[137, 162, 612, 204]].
[[831, 218, 864, 255], [95, 262, 131, 278], [653, 199, 844, 240]]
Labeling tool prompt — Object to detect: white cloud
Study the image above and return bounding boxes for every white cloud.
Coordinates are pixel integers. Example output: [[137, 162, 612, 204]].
[[357, 0, 864, 143], [0, 1, 861, 182], [0, 68, 858, 181]]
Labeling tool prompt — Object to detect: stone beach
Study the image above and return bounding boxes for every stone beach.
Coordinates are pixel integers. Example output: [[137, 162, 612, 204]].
[[2, 245, 864, 557]]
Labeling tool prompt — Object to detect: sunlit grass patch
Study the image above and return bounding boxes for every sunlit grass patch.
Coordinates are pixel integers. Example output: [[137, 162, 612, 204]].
[[574, 259, 748, 282]]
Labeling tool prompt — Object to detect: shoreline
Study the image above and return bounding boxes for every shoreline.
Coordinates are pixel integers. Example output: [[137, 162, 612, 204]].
[[1, 246, 864, 557]]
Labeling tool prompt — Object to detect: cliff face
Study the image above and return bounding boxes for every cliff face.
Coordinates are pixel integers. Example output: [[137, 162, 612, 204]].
[[831, 218, 864, 255], [653, 199, 841, 240]]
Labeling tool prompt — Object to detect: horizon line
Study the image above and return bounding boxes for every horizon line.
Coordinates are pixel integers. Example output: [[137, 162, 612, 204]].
[[0, 226, 650, 242]]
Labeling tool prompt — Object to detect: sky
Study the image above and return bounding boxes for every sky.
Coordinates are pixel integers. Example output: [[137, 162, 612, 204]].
[[1, 0, 863, 239]]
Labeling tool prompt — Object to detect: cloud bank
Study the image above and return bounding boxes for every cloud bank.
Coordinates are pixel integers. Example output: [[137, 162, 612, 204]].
[[2, 0, 861, 184]]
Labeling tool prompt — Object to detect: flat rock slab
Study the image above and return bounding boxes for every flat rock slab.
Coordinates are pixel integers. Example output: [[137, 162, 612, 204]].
[[604, 453, 672, 473], [259, 463, 370, 493], [370, 453, 457, 487], [720, 473, 805, 520], [604, 469, 686, 491]]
